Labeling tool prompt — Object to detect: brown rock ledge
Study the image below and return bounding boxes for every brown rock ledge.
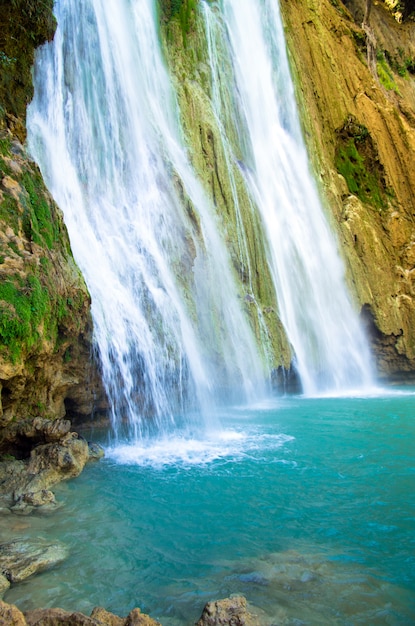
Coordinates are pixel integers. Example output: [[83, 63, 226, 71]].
[[0, 418, 104, 515], [0, 602, 163, 626], [0, 597, 259, 626]]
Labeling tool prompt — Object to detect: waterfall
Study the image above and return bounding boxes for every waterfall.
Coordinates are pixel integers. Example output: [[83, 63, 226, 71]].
[[27, 0, 374, 440], [203, 0, 374, 394], [27, 0, 266, 440]]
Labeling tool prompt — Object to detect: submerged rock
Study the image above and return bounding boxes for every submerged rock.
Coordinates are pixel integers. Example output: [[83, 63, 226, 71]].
[[0, 538, 68, 584]]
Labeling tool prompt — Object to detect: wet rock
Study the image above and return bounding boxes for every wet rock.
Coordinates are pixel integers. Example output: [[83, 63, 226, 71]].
[[25, 608, 101, 625], [125, 608, 161, 626], [87, 442, 105, 462], [0, 600, 26, 625], [196, 596, 260, 626], [0, 459, 26, 500], [0, 538, 68, 583], [24, 606, 162, 626], [90, 607, 124, 625], [21, 490, 56, 507], [0, 429, 102, 514], [26, 433, 90, 479], [0, 574, 10, 596], [0, 594, 163, 626]]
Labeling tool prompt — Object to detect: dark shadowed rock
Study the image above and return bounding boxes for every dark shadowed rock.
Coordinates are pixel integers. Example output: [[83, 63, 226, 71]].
[[25, 608, 102, 625], [0, 418, 72, 459]]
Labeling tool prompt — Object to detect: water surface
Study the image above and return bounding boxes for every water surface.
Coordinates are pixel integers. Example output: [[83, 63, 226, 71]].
[[5, 391, 415, 625]]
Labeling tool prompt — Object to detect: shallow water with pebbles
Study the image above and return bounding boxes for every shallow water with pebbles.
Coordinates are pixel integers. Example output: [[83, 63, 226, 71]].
[[4, 391, 415, 625]]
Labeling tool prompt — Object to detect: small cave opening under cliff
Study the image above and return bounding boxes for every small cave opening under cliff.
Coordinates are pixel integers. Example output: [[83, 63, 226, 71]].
[[360, 304, 415, 383]]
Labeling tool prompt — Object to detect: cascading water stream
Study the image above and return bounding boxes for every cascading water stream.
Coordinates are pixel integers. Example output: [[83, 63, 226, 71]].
[[27, 0, 266, 440], [203, 0, 374, 395]]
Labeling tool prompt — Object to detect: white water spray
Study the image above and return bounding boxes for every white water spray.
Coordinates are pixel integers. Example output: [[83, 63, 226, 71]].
[[27, 0, 266, 439], [203, 0, 374, 394]]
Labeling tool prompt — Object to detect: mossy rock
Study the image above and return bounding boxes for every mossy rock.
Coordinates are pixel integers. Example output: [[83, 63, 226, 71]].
[[0, 0, 56, 139], [335, 115, 391, 211]]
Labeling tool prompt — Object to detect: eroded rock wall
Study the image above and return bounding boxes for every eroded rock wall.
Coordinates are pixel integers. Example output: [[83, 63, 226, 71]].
[[0, 1, 104, 444], [279, 0, 415, 379], [159, 3, 295, 377], [159, 0, 415, 381]]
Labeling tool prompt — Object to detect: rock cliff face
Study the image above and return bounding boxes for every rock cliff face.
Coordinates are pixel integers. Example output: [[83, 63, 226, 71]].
[[279, 0, 415, 379], [1, 0, 415, 444], [161, 0, 415, 381], [160, 3, 299, 381], [0, 2, 104, 446]]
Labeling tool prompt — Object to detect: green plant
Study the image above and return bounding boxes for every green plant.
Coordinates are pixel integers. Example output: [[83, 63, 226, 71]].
[[159, 0, 198, 44], [0, 268, 64, 362], [335, 141, 385, 208], [0, 196, 20, 234], [335, 117, 390, 211], [21, 171, 58, 249], [376, 51, 400, 93]]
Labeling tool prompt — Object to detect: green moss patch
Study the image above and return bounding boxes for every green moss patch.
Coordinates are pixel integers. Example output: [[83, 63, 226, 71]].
[[0, 0, 56, 136], [159, 0, 199, 45], [0, 274, 50, 362], [0, 269, 86, 363], [376, 51, 400, 93], [335, 115, 391, 211], [0, 136, 89, 364], [20, 170, 59, 249]]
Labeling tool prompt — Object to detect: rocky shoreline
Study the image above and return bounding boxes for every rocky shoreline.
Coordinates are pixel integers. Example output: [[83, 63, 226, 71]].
[[0, 417, 104, 516], [0, 594, 259, 626], [0, 417, 104, 601]]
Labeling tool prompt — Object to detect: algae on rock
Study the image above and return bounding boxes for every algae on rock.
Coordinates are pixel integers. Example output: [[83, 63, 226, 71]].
[[159, 3, 294, 378]]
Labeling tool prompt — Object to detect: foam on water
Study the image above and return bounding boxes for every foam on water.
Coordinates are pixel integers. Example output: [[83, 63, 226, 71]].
[[105, 428, 295, 467]]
